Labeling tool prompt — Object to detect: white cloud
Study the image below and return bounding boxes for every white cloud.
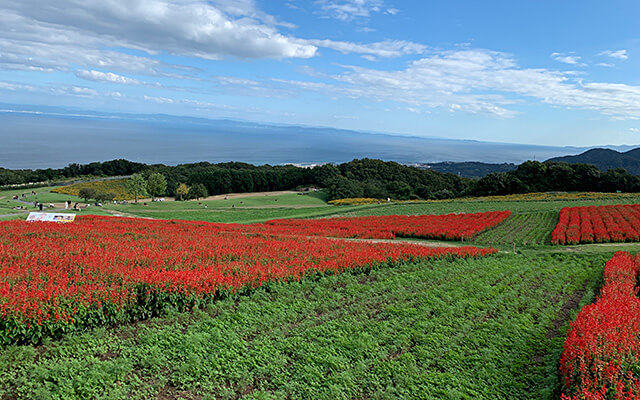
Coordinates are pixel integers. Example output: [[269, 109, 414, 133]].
[[209, 0, 296, 28], [0, 81, 38, 91], [0, 0, 421, 90], [144, 95, 175, 104], [309, 39, 426, 58], [0, 0, 317, 70], [630, 127, 639, 133], [551, 52, 585, 66], [599, 49, 628, 60], [214, 76, 260, 86], [282, 49, 640, 119], [317, 0, 386, 21], [68, 86, 99, 97], [597, 62, 615, 67], [75, 70, 145, 86]]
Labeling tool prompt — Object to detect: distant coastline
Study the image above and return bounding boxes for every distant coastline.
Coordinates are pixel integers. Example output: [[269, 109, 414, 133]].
[[1, 106, 636, 169]]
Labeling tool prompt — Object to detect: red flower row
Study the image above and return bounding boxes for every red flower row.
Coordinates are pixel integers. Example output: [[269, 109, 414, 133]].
[[257, 211, 511, 240], [552, 205, 640, 245], [560, 252, 640, 399], [0, 215, 496, 344]]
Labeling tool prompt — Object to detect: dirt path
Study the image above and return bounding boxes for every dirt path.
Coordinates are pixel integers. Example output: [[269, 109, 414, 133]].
[[324, 237, 466, 248], [561, 242, 640, 252], [103, 209, 155, 220], [0, 212, 28, 219], [99, 190, 300, 204]]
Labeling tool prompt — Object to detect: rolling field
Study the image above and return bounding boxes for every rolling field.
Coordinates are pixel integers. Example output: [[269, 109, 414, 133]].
[[2, 187, 640, 399], [0, 252, 606, 400]]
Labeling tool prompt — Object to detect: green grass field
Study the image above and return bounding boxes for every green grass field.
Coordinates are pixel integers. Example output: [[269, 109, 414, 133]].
[[0, 252, 607, 400], [1, 187, 640, 399], [103, 192, 350, 223], [473, 212, 558, 247]]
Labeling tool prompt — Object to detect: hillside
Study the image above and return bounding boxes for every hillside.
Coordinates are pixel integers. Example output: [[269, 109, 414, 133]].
[[547, 147, 640, 175]]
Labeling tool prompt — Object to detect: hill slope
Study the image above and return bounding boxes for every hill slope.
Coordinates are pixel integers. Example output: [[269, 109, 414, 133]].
[[547, 148, 640, 175]]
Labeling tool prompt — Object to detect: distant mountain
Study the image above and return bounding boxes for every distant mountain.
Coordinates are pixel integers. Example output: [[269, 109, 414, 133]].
[[547, 148, 640, 175], [412, 162, 518, 179]]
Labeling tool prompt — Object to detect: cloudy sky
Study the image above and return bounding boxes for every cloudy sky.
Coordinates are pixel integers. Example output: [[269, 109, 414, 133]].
[[1, 0, 639, 146]]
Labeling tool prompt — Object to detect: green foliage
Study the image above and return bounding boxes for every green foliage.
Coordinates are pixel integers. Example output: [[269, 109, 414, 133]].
[[0, 159, 146, 186], [78, 188, 96, 202], [94, 191, 116, 203], [6, 157, 639, 204], [548, 148, 640, 175], [326, 175, 364, 199], [188, 183, 208, 200], [426, 161, 518, 179], [473, 211, 559, 246], [0, 253, 607, 399], [126, 174, 147, 203], [175, 183, 189, 201], [474, 161, 640, 196], [145, 173, 167, 200], [323, 159, 471, 201], [52, 179, 134, 201]]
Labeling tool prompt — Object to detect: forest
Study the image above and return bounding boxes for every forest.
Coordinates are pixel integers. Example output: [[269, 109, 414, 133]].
[[2, 158, 639, 201]]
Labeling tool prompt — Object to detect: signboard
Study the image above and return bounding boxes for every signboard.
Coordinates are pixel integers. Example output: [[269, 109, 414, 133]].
[[26, 212, 76, 223]]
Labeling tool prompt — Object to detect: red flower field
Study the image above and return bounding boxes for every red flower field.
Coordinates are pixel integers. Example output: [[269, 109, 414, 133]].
[[560, 252, 640, 399], [552, 204, 640, 245], [0, 215, 496, 344], [259, 210, 511, 240]]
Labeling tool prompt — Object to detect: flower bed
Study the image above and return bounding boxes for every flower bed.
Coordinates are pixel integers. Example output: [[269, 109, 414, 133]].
[[560, 252, 640, 399], [552, 205, 640, 245], [262, 211, 511, 241], [0, 216, 496, 344]]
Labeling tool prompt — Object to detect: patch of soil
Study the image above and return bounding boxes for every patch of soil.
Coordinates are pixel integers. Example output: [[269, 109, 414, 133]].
[[99, 351, 120, 361], [546, 282, 587, 340], [156, 384, 202, 400]]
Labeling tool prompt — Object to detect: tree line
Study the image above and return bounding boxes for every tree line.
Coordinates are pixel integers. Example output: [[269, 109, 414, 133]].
[[2, 158, 640, 201], [0, 159, 146, 186], [471, 161, 640, 196]]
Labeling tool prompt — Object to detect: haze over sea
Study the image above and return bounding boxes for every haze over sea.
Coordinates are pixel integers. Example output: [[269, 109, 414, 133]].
[[2, 108, 634, 170]]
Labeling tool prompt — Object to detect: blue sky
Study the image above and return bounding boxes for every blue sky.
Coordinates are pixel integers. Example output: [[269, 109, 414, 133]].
[[1, 0, 639, 147]]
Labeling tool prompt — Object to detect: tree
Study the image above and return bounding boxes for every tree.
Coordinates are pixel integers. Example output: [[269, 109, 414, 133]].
[[78, 188, 96, 202], [94, 191, 116, 203], [146, 173, 167, 200], [175, 183, 189, 201], [474, 172, 507, 196], [189, 183, 208, 200], [326, 175, 364, 200], [126, 173, 147, 203]]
